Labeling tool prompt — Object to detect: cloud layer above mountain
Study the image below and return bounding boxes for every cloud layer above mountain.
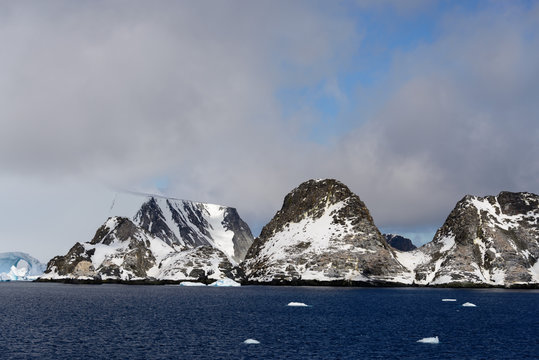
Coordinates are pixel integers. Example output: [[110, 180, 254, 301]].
[[1, 1, 537, 259]]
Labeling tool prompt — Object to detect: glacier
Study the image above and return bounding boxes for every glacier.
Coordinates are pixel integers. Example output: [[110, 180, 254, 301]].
[[0, 252, 46, 281]]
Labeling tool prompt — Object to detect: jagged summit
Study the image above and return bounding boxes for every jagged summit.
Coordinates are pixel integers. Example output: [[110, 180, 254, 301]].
[[243, 179, 405, 283], [134, 196, 253, 263]]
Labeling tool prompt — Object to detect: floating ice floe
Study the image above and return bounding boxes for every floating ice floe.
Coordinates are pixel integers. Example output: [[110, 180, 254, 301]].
[[462, 302, 477, 307], [243, 339, 260, 344], [179, 281, 207, 287], [287, 302, 309, 307], [417, 336, 439, 344], [208, 278, 241, 287], [442, 299, 457, 302]]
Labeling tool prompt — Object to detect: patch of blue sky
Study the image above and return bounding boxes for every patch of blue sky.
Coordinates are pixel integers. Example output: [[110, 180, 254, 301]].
[[275, 0, 519, 146], [151, 176, 170, 194], [276, 81, 353, 145]]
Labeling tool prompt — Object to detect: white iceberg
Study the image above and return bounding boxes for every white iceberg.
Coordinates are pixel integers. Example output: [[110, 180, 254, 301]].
[[442, 299, 457, 302], [243, 339, 260, 344], [0, 252, 45, 281], [208, 278, 241, 287], [287, 302, 309, 307], [417, 336, 439, 344], [179, 281, 207, 287], [462, 302, 477, 307]]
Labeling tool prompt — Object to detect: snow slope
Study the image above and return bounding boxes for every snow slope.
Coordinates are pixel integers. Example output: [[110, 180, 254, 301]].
[[410, 192, 539, 286], [245, 182, 538, 288], [133, 196, 252, 263], [243, 179, 406, 283]]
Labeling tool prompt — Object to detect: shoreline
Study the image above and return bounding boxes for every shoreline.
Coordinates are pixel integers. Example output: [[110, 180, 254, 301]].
[[31, 278, 539, 289]]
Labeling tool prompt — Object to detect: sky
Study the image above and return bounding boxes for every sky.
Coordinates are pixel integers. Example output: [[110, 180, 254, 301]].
[[1, 0, 538, 262]]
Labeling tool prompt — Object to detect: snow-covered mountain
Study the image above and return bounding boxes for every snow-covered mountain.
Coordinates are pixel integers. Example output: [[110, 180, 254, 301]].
[[400, 192, 539, 286], [41, 196, 253, 282], [242, 180, 538, 288], [242, 179, 406, 284], [40, 184, 538, 287], [0, 252, 46, 281]]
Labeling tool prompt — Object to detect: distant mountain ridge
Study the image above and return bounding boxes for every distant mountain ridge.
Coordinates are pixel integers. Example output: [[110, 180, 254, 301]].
[[39, 181, 538, 288], [384, 234, 417, 252]]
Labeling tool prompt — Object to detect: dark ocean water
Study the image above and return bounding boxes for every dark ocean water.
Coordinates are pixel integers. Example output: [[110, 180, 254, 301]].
[[0, 283, 537, 359]]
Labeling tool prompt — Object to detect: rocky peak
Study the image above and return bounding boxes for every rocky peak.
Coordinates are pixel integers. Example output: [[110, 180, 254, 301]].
[[221, 208, 254, 262], [435, 192, 539, 246], [244, 179, 405, 283], [497, 191, 539, 216], [134, 198, 178, 246], [258, 179, 372, 241], [90, 217, 143, 246]]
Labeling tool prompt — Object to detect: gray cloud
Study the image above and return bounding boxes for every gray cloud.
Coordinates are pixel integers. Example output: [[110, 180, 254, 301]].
[[0, 1, 538, 260], [0, 1, 357, 181]]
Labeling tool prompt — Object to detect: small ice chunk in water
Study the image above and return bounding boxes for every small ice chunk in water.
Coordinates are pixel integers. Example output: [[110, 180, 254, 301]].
[[417, 336, 439, 344], [462, 302, 477, 307], [179, 282, 206, 286], [243, 339, 260, 344], [442, 299, 457, 302], [208, 278, 241, 287], [287, 302, 309, 307]]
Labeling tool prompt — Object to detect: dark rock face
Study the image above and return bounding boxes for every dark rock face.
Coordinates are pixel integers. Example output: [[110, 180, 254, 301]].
[[134, 198, 179, 246], [45, 243, 94, 277], [222, 208, 254, 262], [243, 179, 406, 283], [414, 192, 539, 286], [134, 197, 254, 263], [134, 198, 212, 248], [384, 234, 417, 252]]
